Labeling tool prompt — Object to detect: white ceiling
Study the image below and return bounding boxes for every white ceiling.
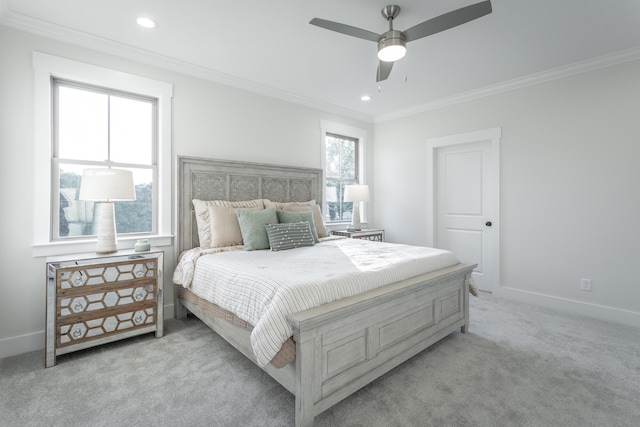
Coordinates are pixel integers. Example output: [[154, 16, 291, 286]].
[[2, 0, 640, 122]]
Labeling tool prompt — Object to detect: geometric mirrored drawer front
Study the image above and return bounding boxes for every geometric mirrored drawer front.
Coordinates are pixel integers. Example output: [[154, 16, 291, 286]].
[[46, 248, 163, 368]]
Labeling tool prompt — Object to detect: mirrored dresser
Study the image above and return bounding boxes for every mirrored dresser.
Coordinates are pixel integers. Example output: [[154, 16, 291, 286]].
[[45, 248, 163, 368]]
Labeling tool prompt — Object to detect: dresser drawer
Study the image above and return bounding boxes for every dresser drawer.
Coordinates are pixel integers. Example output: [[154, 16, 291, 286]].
[[58, 279, 157, 318], [56, 258, 158, 291], [57, 305, 157, 347]]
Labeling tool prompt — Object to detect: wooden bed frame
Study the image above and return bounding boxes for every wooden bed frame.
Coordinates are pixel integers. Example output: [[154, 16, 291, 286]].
[[174, 156, 476, 426]]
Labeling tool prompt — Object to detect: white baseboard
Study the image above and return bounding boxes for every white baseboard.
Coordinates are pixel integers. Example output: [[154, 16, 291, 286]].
[[0, 303, 176, 360], [0, 331, 45, 360], [494, 286, 640, 328]]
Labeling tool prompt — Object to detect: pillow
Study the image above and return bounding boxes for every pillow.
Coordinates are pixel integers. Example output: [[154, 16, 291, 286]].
[[276, 209, 319, 243], [236, 208, 278, 251], [206, 206, 261, 248], [263, 199, 315, 210], [266, 222, 316, 251], [281, 204, 330, 238], [192, 199, 264, 248]]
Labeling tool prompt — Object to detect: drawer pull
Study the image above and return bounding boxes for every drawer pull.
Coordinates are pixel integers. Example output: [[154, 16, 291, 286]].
[[135, 292, 144, 301], [134, 315, 143, 324], [72, 328, 82, 338], [134, 266, 144, 277], [73, 302, 84, 312]]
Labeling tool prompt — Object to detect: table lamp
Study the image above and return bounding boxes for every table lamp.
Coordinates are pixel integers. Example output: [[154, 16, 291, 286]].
[[79, 168, 136, 254], [344, 184, 369, 232]]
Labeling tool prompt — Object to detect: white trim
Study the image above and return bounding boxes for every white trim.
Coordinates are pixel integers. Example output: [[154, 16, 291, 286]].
[[494, 286, 640, 329], [0, 9, 372, 124], [320, 121, 368, 224], [426, 127, 501, 291], [375, 46, 640, 123], [32, 52, 173, 257], [4, 6, 640, 124], [0, 331, 44, 359]]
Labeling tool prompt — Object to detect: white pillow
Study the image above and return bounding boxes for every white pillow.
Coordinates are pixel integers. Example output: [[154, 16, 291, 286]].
[[192, 199, 264, 248], [263, 199, 315, 210]]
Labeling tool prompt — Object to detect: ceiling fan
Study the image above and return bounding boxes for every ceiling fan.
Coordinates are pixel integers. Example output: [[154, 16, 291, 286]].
[[310, 1, 492, 82]]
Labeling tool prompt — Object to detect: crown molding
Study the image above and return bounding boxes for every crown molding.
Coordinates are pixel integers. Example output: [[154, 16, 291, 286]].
[[374, 45, 640, 123], [3, 4, 638, 126], [0, 8, 374, 124]]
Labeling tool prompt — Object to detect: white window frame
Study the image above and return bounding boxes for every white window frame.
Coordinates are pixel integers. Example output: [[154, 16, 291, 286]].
[[32, 52, 173, 257], [320, 120, 367, 226]]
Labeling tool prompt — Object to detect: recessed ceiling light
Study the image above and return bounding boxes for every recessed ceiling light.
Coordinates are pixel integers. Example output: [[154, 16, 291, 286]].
[[361, 95, 372, 101], [137, 17, 158, 29]]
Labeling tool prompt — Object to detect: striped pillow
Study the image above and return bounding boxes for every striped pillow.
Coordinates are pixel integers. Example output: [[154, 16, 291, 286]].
[[265, 222, 316, 251]]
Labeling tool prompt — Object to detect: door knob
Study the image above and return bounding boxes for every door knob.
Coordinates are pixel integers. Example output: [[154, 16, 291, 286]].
[[485, 221, 492, 227]]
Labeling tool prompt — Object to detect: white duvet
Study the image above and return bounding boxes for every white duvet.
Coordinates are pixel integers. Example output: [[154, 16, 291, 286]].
[[173, 238, 459, 367]]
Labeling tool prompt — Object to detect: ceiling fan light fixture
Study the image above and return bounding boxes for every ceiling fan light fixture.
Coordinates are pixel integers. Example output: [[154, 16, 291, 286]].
[[377, 31, 406, 62]]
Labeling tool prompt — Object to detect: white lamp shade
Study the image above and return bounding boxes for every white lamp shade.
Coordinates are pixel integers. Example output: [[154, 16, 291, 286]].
[[79, 168, 136, 201], [344, 184, 370, 203]]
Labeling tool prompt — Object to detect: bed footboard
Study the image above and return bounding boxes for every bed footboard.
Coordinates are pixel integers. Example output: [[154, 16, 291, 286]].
[[287, 263, 475, 427]]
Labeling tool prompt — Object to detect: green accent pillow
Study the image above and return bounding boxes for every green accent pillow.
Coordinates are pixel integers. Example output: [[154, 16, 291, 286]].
[[276, 209, 319, 243], [236, 208, 278, 250], [266, 222, 316, 251]]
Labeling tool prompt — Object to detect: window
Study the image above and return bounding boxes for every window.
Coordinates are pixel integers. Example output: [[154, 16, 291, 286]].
[[320, 121, 367, 224], [325, 133, 358, 222], [53, 79, 157, 240], [33, 52, 173, 256]]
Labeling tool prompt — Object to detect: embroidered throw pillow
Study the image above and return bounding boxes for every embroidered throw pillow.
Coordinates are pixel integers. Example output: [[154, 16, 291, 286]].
[[266, 222, 316, 251], [276, 209, 319, 243]]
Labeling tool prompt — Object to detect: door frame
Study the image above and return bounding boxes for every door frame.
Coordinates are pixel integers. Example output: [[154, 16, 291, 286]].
[[426, 127, 501, 292]]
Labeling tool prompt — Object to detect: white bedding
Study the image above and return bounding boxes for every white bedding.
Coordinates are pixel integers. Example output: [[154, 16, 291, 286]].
[[174, 238, 459, 367]]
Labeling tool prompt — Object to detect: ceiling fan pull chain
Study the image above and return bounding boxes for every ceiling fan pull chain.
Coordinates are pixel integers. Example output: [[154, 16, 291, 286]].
[[404, 54, 408, 83]]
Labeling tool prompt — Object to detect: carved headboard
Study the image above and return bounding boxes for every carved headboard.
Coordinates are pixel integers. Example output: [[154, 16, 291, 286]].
[[176, 156, 323, 255]]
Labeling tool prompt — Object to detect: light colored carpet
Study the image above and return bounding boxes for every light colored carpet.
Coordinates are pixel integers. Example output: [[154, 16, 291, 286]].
[[1, 294, 639, 426]]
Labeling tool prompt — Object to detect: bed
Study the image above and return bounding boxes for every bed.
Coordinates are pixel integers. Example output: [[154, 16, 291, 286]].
[[173, 156, 476, 426]]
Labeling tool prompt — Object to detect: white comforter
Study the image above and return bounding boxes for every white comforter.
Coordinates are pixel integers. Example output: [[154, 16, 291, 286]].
[[174, 238, 459, 367]]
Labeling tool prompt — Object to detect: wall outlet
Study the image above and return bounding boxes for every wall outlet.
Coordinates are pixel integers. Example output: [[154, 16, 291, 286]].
[[581, 278, 592, 292]]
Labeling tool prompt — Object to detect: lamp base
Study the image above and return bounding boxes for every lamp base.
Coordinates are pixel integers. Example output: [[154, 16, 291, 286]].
[[350, 203, 362, 231], [95, 202, 117, 254]]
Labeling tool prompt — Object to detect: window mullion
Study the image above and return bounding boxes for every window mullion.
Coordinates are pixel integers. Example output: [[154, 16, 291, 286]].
[[107, 94, 111, 164]]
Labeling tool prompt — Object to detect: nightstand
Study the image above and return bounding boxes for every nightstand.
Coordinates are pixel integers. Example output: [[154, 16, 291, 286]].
[[45, 248, 163, 368], [332, 228, 385, 242]]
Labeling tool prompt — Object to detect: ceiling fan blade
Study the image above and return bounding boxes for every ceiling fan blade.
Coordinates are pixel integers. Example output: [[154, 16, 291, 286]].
[[309, 18, 380, 42], [376, 61, 394, 82], [403, 0, 492, 42]]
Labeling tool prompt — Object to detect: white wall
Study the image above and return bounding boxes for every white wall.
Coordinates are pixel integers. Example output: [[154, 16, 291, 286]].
[[0, 26, 373, 357], [374, 60, 640, 326], [2, 22, 638, 359]]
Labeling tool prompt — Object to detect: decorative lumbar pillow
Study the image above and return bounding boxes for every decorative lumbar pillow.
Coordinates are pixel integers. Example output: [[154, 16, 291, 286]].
[[266, 222, 316, 251], [276, 209, 319, 243], [192, 199, 264, 248], [281, 204, 330, 238], [236, 208, 278, 250]]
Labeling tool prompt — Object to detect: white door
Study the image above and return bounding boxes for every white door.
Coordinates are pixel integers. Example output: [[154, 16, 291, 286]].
[[427, 128, 500, 293]]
